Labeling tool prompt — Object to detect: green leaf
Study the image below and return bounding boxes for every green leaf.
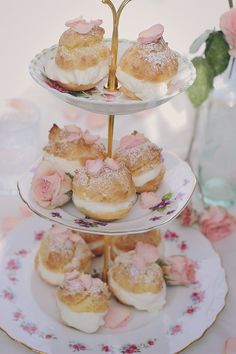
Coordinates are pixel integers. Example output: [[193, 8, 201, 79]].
[[205, 31, 230, 75], [162, 192, 173, 201], [187, 57, 214, 107]]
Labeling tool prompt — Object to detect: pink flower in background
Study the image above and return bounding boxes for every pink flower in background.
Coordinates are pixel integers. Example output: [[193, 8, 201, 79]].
[[19, 205, 33, 218], [199, 207, 236, 241], [220, 8, 236, 56], [162, 256, 197, 286], [179, 203, 198, 226], [170, 324, 182, 335], [223, 337, 236, 354], [85, 112, 106, 130], [191, 291, 205, 303], [1, 215, 20, 232], [31, 160, 72, 208], [63, 107, 81, 122]]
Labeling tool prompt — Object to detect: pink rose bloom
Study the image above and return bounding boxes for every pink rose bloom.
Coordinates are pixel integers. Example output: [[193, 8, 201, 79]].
[[220, 8, 236, 54], [31, 160, 72, 208], [199, 207, 236, 241], [179, 203, 198, 226], [162, 256, 197, 286]]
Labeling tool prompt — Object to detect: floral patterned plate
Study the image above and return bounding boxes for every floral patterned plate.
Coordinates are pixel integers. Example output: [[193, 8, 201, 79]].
[[29, 40, 196, 115], [18, 151, 196, 235], [0, 217, 227, 354]]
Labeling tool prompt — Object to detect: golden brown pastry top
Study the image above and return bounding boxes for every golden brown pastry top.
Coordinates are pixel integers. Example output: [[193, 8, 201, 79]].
[[119, 37, 178, 82], [38, 225, 93, 272], [43, 124, 106, 163], [57, 272, 109, 312], [112, 229, 161, 253], [110, 251, 164, 294], [114, 131, 162, 175], [80, 232, 104, 244], [73, 158, 136, 203], [55, 26, 110, 70]]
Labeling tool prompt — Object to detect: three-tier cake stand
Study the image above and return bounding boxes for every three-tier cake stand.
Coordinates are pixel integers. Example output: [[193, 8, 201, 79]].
[[0, 1, 228, 354]]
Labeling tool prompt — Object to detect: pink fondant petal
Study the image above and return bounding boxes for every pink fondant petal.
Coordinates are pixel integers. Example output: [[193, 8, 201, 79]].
[[65, 18, 103, 34], [140, 192, 162, 209], [104, 306, 131, 329], [86, 159, 104, 175], [138, 24, 164, 44], [83, 130, 100, 144], [132, 254, 146, 271], [136, 242, 159, 263], [120, 134, 145, 149], [105, 158, 120, 171], [80, 273, 92, 290]]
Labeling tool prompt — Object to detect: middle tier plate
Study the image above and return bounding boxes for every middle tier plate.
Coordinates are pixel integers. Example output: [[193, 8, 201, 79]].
[[18, 151, 196, 235], [29, 40, 196, 115]]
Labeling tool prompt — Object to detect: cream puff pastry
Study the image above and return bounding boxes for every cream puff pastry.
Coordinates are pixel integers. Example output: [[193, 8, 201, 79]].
[[110, 229, 164, 261], [108, 242, 166, 312], [117, 24, 178, 100], [80, 232, 104, 256], [43, 124, 106, 175], [56, 271, 109, 333], [114, 131, 165, 193], [72, 158, 136, 221], [35, 224, 93, 285], [45, 17, 110, 91]]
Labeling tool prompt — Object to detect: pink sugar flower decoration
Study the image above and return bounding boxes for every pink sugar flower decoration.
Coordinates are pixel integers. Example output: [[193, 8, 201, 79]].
[[31, 160, 72, 208], [199, 207, 236, 241], [104, 306, 131, 329], [138, 24, 164, 44], [65, 17, 102, 34], [179, 203, 198, 226], [86, 159, 104, 175], [140, 192, 162, 209]]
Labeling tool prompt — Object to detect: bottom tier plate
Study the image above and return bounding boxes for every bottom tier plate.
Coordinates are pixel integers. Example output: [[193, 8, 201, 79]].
[[0, 216, 227, 354]]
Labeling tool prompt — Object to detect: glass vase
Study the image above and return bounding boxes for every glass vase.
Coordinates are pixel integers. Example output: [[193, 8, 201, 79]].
[[198, 58, 236, 207]]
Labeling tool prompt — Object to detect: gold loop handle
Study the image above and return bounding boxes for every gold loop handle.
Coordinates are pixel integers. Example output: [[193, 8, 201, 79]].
[[102, 0, 132, 91]]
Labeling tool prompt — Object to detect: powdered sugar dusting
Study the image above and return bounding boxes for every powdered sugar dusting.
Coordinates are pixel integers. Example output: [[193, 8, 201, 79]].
[[136, 39, 178, 69]]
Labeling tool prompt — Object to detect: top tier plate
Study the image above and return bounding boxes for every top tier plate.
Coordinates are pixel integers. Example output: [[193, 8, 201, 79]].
[[29, 40, 196, 115]]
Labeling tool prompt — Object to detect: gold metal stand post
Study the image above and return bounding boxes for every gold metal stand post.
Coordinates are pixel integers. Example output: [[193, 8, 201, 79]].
[[101, 0, 132, 282]]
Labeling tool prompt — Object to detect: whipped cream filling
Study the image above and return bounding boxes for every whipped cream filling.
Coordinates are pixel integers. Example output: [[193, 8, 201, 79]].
[[73, 194, 136, 214], [44, 152, 82, 175], [56, 298, 107, 333], [45, 58, 109, 85], [37, 254, 64, 286], [108, 271, 166, 312], [132, 164, 163, 187], [117, 67, 168, 100], [112, 238, 165, 259]]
